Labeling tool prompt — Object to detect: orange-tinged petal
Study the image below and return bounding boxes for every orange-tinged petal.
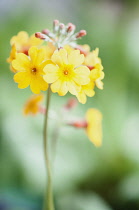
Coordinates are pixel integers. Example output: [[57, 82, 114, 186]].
[[68, 50, 84, 66], [14, 72, 31, 89], [86, 109, 102, 147]]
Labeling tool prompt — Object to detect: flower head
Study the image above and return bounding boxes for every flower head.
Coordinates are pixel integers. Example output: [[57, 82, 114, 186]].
[[43, 48, 90, 97], [12, 46, 49, 94], [23, 94, 44, 115]]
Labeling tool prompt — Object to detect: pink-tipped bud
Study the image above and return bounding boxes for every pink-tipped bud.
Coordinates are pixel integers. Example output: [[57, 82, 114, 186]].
[[59, 23, 65, 29], [76, 30, 87, 38], [64, 98, 78, 110], [42, 29, 50, 35], [67, 23, 76, 33], [35, 32, 46, 40], [68, 120, 88, 128], [53, 19, 59, 27]]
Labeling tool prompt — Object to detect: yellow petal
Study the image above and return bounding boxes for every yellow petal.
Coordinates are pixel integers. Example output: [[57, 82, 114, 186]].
[[51, 79, 62, 93], [76, 92, 87, 104], [68, 50, 84, 66], [10, 31, 29, 51], [86, 109, 102, 147], [74, 66, 90, 85], [30, 76, 48, 94], [51, 50, 63, 66], [43, 64, 59, 83], [14, 72, 31, 88], [36, 47, 47, 67], [58, 81, 68, 96], [28, 46, 38, 65], [67, 81, 81, 95], [12, 53, 30, 72]]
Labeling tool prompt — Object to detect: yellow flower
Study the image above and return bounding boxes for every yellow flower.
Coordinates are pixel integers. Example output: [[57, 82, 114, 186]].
[[43, 49, 90, 97], [12, 46, 49, 94], [23, 94, 44, 115], [10, 31, 42, 54], [86, 108, 102, 147], [7, 31, 43, 71], [76, 81, 95, 104]]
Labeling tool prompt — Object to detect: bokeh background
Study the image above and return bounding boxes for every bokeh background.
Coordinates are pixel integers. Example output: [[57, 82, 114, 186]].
[[1, 0, 139, 209]]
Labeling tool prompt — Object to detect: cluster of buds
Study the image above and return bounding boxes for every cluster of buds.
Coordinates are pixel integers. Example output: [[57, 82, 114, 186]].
[[35, 19, 86, 49]]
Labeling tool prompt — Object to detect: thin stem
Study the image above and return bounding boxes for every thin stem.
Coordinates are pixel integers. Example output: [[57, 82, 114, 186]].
[[43, 87, 55, 210]]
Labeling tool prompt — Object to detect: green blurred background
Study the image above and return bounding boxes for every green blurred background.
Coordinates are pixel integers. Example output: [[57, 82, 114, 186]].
[[1, 0, 139, 209]]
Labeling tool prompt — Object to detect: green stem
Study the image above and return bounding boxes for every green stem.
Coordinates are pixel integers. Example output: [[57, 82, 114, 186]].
[[43, 87, 55, 210]]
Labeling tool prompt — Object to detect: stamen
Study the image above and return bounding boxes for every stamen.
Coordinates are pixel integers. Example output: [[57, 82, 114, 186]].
[[64, 70, 68, 75]]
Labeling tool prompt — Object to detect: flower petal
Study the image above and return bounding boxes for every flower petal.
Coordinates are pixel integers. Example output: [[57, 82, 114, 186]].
[[12, 53, 30, 72], [51, 49, 68, 66], [86, 109, 102, 147], [67, 81, 81, 95], [28, 46, 38, 65], [74, 66, 90, 85], [51, 79, 62, 93], [43, 64, 59, 83], [30, 75, 48, 94], [14, 72, 31, 89], [58, 81, 68, 96], [68, 50, 84, 66], [76, 92, 87, 104]]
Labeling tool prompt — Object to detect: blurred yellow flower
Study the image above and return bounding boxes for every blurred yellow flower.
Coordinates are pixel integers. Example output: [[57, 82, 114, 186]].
[[86, 108, 102, 147], [12, 46, 49, 94], [43, 49, 90, 97], [24, 94, 44, 115], [10, 31, 42, 54], [7, 31, 43, 71]]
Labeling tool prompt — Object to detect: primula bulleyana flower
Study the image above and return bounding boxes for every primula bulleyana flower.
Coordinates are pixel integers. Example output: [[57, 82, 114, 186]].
[[86, 108, 102, 147], [68, 108, 102, 146], [7, 31, 43, 72], [43, 48, 90, 97], [12, 46, 49, 94], [83, 47, 104, 90], [10, 31, 42, 55], [24, 94, 44, 115]]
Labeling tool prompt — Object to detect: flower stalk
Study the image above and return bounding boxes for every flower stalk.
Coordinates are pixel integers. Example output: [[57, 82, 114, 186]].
[[43, 86, 55, 210]]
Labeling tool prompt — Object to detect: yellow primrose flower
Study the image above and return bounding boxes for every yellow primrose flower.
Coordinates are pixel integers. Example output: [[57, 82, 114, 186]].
[[86, 108, 102, 147], [76, 80, 95, 104], [24, 94, 44, 115], [84, 48, 104, 89], [43, 48, 90, 97], [12, 46, 49, 94], [7, 31, 43, 68], [10, 31, 42, 54]]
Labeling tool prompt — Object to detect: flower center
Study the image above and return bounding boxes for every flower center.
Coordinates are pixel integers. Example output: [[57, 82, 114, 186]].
[[31, 68, 37, 75], [64, 70, 68, 75]]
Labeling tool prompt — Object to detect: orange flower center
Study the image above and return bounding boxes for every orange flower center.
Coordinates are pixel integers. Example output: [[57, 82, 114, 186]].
[[31, 68, 37, 75], [64, 70, 68, 75]]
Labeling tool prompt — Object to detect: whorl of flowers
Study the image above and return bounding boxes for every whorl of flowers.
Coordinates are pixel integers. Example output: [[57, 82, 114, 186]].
[[7, 20, 104, 104]]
